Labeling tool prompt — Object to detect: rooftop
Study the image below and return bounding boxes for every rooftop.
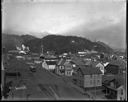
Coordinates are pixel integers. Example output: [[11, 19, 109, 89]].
[[78, 66, 102, 75]]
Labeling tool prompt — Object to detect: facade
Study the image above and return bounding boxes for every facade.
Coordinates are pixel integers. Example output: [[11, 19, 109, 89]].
[[72, 66, 102, 88], [46, 61, 57, 70], [56, 58, 73, 76], [64, 61, 73, 76], [84, 74, 102, 88]]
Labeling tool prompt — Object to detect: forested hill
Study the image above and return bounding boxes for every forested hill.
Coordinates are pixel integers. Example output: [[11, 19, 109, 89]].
[[2, 34, 113, 54], [24, 35, 114, 54]]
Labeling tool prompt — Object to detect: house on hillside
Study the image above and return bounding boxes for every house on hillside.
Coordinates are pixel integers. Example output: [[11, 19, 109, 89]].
[[72, 66, 102, 89]]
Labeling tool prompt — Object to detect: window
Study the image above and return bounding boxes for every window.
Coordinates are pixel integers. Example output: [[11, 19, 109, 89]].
[[68, 71, 70, 75], [121, 89, 123, 95], [97, 80, 100, 83], [90, 80, 92, 85]]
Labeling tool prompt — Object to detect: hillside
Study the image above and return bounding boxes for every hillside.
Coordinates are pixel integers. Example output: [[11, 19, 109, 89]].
[[24, 35, 113, 54], [2, 34, 113, 54], [96, 41, 113, 53], [2, 34, 36, 51]]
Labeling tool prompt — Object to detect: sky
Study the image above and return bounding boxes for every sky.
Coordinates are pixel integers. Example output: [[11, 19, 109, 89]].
[[2, 0, 126, 49]]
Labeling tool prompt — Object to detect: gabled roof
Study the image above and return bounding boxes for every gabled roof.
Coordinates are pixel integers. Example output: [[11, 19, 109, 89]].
[[78, 66, 102, 75], [109, 59, 126, 69], [57, 58, 66, 66]]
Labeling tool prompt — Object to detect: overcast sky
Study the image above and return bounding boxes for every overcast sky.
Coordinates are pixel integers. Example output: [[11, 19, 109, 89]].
[[2, 0, 126, 49]]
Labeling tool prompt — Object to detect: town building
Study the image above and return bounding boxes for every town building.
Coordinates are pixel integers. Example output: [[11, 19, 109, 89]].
[[56, 58, 73, 76], [72, 66, 102, 89], [104, 59, 126, 75], [102, 74, 126, 100]]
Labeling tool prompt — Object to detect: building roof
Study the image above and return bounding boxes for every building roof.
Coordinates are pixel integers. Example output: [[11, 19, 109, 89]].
[[78, 66, 102, 75], [109, 59, 126, 69], [102, 74, 126, 89], [46, 61, 57, 65], [57, 58, 66, 66]]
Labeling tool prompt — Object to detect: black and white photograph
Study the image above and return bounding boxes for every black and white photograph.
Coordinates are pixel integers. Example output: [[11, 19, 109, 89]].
[[2, 0, 127, 100]]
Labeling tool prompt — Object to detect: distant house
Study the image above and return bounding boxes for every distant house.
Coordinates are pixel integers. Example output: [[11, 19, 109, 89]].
[[104, 60, 126, 75], [64, 61, 73, 76], [72, 66, 102, 89], [44, 57, 58, 70], [56, 58, 73, 76], [46, 61, 57, 70], [102, 75, 126, 100]]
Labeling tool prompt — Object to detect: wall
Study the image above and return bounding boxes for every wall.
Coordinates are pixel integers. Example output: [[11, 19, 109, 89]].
[[84, 74, 102, 88], [48, 65, 56, 70]]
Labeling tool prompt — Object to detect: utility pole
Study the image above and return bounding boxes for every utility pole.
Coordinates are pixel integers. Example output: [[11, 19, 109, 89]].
[[94, 75, 96, 100]]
